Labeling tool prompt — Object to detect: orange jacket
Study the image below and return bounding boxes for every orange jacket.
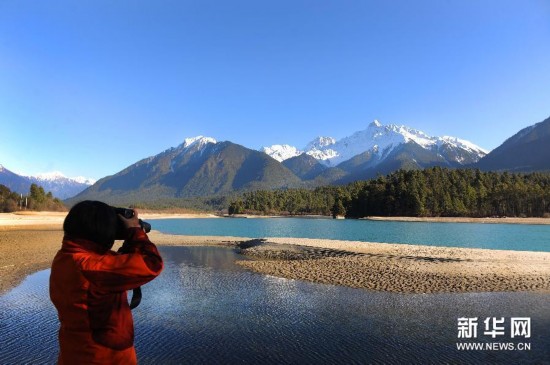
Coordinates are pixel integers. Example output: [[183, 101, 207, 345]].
[[50, 227, 163, 364]]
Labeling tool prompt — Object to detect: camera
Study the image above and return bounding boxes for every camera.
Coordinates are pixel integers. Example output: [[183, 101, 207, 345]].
[[114, 207, 152, 239]]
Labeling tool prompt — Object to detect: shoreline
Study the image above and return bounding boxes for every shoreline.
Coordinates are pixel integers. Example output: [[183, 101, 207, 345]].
[[1, 228, 549, 296], [0, 213, 549, 295]]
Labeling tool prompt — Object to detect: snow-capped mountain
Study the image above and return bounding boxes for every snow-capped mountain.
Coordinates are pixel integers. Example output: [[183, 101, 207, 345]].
[[29, 172, 96, 199], [34, 171, 96, 186], [0, 165, 96, 199], [262, 120, 487, 168], [304, 136, 337, 151], [182, 136, 217, 151], [260, 145, 302, 162]]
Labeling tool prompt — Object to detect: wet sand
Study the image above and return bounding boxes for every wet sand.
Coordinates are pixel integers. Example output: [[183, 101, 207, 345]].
[[1, 212, 549, 295], [0, 229, 64, 294]]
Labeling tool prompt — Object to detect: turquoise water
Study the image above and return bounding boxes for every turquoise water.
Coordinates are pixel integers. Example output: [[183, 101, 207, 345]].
[[151, 218, 550, 252], [2, 246, 549, 364]]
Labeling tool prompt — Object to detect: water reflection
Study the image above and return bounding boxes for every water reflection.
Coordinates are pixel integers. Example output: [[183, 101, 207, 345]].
[[0, 246, 549, 364]]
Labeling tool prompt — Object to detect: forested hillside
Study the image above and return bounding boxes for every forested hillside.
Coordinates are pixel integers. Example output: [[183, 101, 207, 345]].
[[229, 168, 550, 218]]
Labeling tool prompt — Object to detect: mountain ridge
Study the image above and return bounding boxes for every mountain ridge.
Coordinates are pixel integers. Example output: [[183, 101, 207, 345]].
[[262, 120, 487, 169], [7, 115, 550, 208], [68, 138, 303, 205]]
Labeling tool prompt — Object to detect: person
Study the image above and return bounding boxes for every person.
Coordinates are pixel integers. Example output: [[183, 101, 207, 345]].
[[50, 200, 163, 364]]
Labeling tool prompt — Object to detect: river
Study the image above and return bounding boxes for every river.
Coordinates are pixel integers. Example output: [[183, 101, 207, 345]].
[[1, 246, 548, 364]]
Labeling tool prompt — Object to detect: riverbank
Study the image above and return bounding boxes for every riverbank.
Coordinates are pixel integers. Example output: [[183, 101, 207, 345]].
[[3, 211, 549, 226], [366, 216, 550, 225]]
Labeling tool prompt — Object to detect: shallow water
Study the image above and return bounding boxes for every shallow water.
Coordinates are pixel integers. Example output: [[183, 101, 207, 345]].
[[152, 218, 550, 252], [1, 246, 549, 364]]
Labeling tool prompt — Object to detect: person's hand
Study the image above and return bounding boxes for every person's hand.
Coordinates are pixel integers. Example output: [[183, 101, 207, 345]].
[[118, 209, 141, 230]]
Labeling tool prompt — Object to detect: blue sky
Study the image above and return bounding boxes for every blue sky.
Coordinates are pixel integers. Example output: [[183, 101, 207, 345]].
[[1, 0, 549, 180]]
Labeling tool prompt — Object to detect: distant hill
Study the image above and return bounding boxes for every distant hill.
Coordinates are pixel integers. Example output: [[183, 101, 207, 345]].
[[68, 137, 302, 206], [475, 116, 550, 172], [0, 165, 93, 199]]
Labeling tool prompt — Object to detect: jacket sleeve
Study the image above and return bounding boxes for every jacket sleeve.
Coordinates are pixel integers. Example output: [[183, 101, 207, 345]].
[[80, 228, 164, 292]]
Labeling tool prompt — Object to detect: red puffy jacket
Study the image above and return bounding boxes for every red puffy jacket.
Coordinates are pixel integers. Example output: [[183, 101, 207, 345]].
[[50, 228, 163, 364]]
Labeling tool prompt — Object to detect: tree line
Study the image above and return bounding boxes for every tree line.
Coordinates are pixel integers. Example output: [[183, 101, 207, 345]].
[[228, 168, 550, 218], [0, 183, 66, 212]]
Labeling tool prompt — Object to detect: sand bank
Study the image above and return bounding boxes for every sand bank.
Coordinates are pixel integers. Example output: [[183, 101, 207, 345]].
[[236, 237, 550, 293]]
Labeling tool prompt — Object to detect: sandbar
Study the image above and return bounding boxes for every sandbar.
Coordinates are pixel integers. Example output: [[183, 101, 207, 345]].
[[236, 237, 550, 293]]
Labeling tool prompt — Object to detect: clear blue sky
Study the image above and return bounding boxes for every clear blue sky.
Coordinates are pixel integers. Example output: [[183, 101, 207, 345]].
[[1, 0, 549, 180]]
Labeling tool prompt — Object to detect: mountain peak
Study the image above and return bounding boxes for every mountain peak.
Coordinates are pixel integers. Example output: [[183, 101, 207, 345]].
[[182, 136, 217, 149], [304, 136, 336, 151], [370, 119, 382, 128], [34, 171, 66, 181], [261, 144, 302, 162]]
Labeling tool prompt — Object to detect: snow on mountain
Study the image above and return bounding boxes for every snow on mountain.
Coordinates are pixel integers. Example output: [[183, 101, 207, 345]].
[[304, 136, 337, 151], [72, 176, 97, 185], [261, 120, 487, 167], [33, 171, 97, 185], [176, 136, 218, 157], [262, 138, 338, 162], [0, 164, 96, 199], [182, 136, 217, 149], [438, 136, 489, 155], [261, 145, 302, 162], [25, 171, 96, 199]]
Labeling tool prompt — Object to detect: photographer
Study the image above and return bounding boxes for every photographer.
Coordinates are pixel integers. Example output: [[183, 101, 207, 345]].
[[50, 200, 163, 364]]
